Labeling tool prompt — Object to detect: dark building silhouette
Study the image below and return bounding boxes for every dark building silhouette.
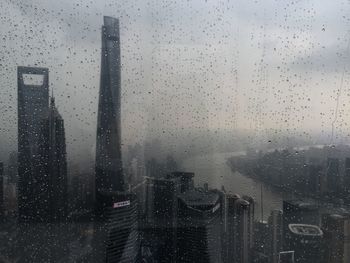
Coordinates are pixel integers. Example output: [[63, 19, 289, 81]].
[[70, 172, 94, 212], [226, 194, 254, 263], [0, 162, 3, 217], [308, 164, 323, 193], [95, 15, 123, 196], [145, 176, 181, 262], [283, 200, 319, 232], [268, 210, 283, 263], [177, 189, 223, 263], [278, 251, 295, 263], [344, 158, 350, 193], [6, 151, 18, 184], [322, 213, 350, 263], [92, 192, 139, 263], [284, 224, 323, 263], [93, 16, 139, 263], [282, 200, 320, 262], [143, 172, 194, 262], [17, 66, 49, 222], [252, 220, 269, 263], [226, 194, 240, 262], [326, 158, 340, 193], [170, 172, 194, 193], [37, 97, 68, 221], [242, 195, 255, 258], [5, 152, 18, 215]]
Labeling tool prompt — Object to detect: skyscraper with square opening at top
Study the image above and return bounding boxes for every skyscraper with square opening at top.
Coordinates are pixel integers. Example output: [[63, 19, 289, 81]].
[[17, 66, 49, 222]]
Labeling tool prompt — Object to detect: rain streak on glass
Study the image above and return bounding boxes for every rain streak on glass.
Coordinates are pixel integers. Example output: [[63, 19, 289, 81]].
[[1, 1, 350, 263]]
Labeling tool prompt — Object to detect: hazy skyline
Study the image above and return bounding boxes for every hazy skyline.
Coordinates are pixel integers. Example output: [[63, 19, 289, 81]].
[[1, 0, 350, 162]]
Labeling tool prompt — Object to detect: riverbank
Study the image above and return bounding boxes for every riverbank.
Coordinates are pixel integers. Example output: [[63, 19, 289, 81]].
[[226, 155, 350, 216], [181, 151, 286, 220]]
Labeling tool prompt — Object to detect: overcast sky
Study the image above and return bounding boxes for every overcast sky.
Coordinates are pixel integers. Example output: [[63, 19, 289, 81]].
[[1, 0, 350, 162]]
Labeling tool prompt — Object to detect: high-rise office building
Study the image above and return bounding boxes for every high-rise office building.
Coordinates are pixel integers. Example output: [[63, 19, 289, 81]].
[[37, 97, 68, 221], [170, 172, 194, 193], [177, 189, 223, 263], [95, 16, 123, 196], [92, 192, 139, 263], [242, 195, 255, 256], [230, 196, 253, 263], [93, 16, 139, 263], [4, 153, 17, 215], [344, 158, 350, 193], [283, 200, 319, 234], [322, 213, 350, 263], [17, 66, 49, 222], [225, 194, 255, 263], [7, 151, 18, 184], [268, 210, 283, 263], [308, 163, 323, 193], [145, 176, 181, 224], [253, 220, 269, 263], [226, 193, 240, 262], [279, 251, 295, 263], [326, 158, 340, 193], [145, 176, 181, 262], [0, 162, 3, 217], [70, 172, 94, 212], [284, 224, 323, 263]]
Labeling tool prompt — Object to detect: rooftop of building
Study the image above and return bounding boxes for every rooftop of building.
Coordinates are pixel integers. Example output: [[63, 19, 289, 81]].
[[44, 96, 62, 119], [288, 224, 323, 236], [145, 175, 179, 182], [170, 171, 194, 178], [323, 213, 350, 221], [178, 189, 219, 208], [284, 199, 318, 210], [104, 16, 118, 23], [17, 66, 48, 74]]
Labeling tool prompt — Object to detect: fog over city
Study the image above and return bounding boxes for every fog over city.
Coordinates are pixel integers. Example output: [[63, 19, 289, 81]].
[[1, 0, 350, 163]]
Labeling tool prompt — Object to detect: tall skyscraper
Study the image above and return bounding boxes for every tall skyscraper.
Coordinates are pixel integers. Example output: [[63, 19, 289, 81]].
[[322, 213, 350, 263], [0, 162, 3, 217], [284, 224, 323, 263], [7, 151, 18, 184], [92, 192, 139, 263], [253, 220, 269, 263], [344, 158, 350, 193], [5, 152, 18, 215], [144, 176, 181, 262], [308, 163, 323, 193], [283, 200, 319, 234], [93, 16, 139, 263], [268, 210, 283, 263], [242, 195, 255, 257], [225, 194, 255, 263], [226, 193, 240, 262], [170, 172, 194, 193], [17, 66, 49, 222], [326, 158, 340, 193], [37, 97, 68, 221], [95, 16, 123, 196], [232, 197, 253, 263], [177, 189, 223, 263]]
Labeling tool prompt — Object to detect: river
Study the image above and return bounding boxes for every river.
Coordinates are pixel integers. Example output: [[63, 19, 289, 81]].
[[181, 151, 294, 220]]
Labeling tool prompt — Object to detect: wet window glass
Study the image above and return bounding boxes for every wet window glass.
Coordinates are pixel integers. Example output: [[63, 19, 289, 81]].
[[0, 1, 350, 263]]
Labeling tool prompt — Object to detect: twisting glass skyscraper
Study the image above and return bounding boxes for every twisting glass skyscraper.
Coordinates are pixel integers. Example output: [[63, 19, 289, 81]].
[[95, 16, 124, 195], [93, 16, 139, 263]]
